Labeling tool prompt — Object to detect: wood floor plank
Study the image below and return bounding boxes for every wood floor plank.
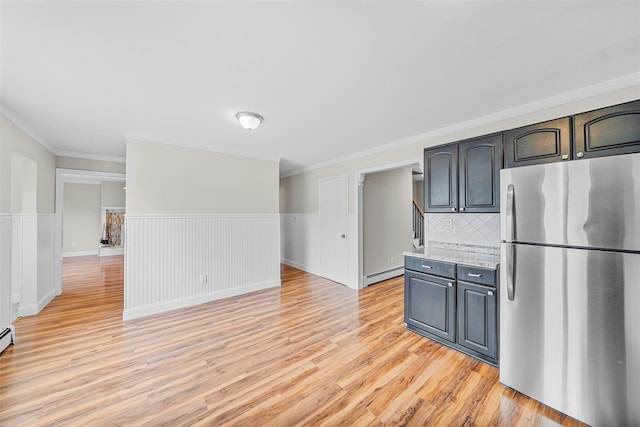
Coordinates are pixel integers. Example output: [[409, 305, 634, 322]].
[[0, 256, 586, 426]]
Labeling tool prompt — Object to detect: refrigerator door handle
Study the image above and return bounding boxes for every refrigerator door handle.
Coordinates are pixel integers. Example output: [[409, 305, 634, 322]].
[[506, 243, 515, 300], [506, 184, 515, 243]]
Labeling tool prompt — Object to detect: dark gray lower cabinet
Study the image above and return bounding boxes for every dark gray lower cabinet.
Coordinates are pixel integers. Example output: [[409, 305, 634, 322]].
[[456, 281, 497, 359], [404, 256, 499, 366], [405, 271, 455, 342]]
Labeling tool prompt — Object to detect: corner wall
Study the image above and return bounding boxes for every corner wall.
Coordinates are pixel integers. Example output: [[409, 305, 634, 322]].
[[0, 113, 57, 319], [123, 138, 281, 320]]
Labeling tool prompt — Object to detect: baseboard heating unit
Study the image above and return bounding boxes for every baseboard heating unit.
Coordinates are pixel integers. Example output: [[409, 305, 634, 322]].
[[0, 326, 15, 354]]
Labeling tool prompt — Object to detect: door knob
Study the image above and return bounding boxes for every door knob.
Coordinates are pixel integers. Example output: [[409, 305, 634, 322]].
[[340, 234, 346, 238]]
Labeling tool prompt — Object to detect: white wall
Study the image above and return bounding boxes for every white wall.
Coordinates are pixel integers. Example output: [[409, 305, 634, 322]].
[[124, 138, 281, 320], [363, 167, 413, 278], [280, 85, 640, 284], [63, 183, 102, 255]]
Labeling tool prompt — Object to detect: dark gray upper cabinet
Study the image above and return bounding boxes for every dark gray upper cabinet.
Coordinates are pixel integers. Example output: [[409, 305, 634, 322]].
[[458, 134, 502, 213], [504, 117, 572, 168], [573, 99, 640, 159], [424, 144, 457, 212], [424, 134, 501, 213]]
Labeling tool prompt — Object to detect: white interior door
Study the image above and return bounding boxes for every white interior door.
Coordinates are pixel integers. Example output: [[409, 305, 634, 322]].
[[319, 174, 349, 285]]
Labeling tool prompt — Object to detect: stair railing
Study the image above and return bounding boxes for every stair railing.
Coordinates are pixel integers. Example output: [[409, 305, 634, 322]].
[[412, 199, 424, 247]]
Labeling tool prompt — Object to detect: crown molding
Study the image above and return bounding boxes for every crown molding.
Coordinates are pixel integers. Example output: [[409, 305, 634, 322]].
[[124, 130, 281, 164], [55, 150, 126, 163], [281, 73, 640, 178], [0, 103, 58, 155]]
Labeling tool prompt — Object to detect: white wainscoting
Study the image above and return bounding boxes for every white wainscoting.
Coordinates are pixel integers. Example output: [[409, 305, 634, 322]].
[[280, 213, 358, 290], [280, 214, 322, 276], [0, 215, 13, 351], [13, 214, 39, 317], [123, 214, 281, 320], [36, 214, 56, 314]]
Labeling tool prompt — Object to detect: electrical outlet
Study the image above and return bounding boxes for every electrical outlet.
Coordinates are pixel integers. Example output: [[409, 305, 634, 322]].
[[444, 217, 453, 229], [199, 275, 208, 286]]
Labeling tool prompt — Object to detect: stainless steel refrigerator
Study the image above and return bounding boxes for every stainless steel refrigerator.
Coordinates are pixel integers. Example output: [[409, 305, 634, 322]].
[[500, 152, 640, 426]]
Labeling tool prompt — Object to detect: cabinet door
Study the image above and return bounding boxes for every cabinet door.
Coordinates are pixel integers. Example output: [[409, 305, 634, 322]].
[[573, 99, 640, 159], [504, 117, 571, 168], [404, 271, 456, 342], [424, 144, 457, 212], [458, 134, 502, 213], [457, 281, 497, 359]]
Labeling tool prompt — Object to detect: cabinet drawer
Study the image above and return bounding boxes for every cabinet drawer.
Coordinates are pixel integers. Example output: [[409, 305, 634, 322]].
[[405, 256, 455, 278], [456, 265, 496, 286]]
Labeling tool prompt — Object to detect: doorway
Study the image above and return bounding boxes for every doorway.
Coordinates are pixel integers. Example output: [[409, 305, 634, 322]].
[[54, 169, 126, 296], [355, 158, 422, 288]]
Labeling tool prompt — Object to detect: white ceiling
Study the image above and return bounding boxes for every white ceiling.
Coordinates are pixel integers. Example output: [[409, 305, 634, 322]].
[[1, 1, 639, 176]]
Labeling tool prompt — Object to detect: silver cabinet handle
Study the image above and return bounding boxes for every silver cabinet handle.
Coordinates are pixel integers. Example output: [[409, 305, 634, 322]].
[[505, 184, 515, 243], [562, 154, 569, 160], [460, 207, 466, 212], [506, 243, 515, 301], [467, 273, 482, 278], [421, 264, 432, 269], [576, 152, 584, 158], [488, 290, 494, 296], [447, 282, 453, 287], [451, 207, 456, 212]]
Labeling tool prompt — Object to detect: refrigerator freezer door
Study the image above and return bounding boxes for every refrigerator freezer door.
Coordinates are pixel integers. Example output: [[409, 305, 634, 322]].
[[500, 152, 640, 251], [500, 243, 640, 426]]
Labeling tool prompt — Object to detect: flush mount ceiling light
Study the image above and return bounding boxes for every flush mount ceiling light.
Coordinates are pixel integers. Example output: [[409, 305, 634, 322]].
[[236, 112, 263, 130]]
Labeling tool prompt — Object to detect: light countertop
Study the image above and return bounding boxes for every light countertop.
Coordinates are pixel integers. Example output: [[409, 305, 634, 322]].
[[404, 242, 500, 269]]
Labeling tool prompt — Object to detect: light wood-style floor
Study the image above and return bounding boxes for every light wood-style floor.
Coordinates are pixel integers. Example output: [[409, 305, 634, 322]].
[[0, 256, 584, 426]]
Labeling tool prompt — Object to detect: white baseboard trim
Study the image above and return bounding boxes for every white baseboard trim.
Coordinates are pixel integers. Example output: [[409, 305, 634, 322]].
[[18, 303, 37, 317], [281, 258, 324, 278], [37, 290, 55, 313], [363, 267, 404, 286], [123, 278, 281, 321], [63, 250, 98, 258], [99, 246, 124, 257], [18, 289, 55, 317], [281, 258, 306, 271]]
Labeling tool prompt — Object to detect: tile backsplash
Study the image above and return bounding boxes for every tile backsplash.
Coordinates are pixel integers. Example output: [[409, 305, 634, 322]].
[[426, 213, 500, 248]]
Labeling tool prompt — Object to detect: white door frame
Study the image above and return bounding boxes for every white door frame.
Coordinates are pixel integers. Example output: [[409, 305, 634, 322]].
[[354, 158, 422, 289], [54, 168, 126, 296]]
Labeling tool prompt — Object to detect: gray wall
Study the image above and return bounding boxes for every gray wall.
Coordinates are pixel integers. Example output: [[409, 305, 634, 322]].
[[126, 138, 279, 214], [101, 181, 125, 207], [363, 167, 413, 277], [63, 183, 101, 253]]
